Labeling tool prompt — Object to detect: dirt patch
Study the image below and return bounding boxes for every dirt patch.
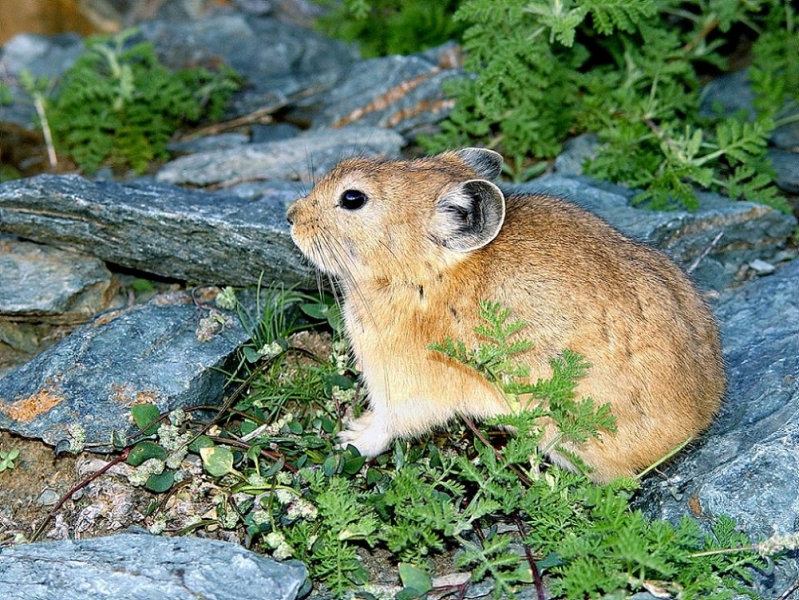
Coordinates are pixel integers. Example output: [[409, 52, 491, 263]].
[[0, 430, 79, 542]]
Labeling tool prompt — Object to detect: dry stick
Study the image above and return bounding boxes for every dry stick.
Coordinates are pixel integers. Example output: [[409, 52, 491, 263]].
[[30, 447, 131, 543], [177, 85, 325, 140], [777, 577, 799, 600], [687, 231, 725, 275], [513, 514, 546, 600], [32, 94, 57, 169], [459, 415, 532, 487]]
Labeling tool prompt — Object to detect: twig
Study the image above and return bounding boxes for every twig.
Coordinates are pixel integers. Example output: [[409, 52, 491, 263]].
[[682, 17, 720, 53], [177, 85, 324, 140], [30, 448, 131, 542], [777, 576, 799, 600], [32, 94, 57, 169], [513, 514, 546, 600], [687, 231, 724, 275]]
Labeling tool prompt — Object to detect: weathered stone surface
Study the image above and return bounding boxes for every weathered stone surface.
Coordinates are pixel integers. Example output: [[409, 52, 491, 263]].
[[168, 132, 250, 154], [139, 12, 358, 118], [0, 33, 85, 128], [507, 175, 798, 291], [0, 239, 117, 323], [640, 257, 799, 597], [769, 148, 799, 194], [155, 126, 405, 186], [700, 68, 799, 151], [305, 53, 460, 137], [0, 174, 311, 287], [0, 533, 308, 600], [0, 288, 250, 447]]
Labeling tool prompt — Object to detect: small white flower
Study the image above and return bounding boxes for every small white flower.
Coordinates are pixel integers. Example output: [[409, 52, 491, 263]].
[[274, 488, 296, 505], [216, 286, 237, 311], [273, 541, 294, 560], [258, 341, 284, 360], [265, 531, 285, 549]]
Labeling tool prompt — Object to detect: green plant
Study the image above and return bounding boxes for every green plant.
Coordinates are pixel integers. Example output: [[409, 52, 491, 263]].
[[0, 448, 20, 472], [44, 28, 240, 173], [110, 290, 783, 598], [419, 0, 792, 212], [312, 0, 463, 57], [0, 83, 13, 106]]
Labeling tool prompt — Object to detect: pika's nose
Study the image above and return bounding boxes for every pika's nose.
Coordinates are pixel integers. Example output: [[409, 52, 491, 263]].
[[286, 203, 296, 225]]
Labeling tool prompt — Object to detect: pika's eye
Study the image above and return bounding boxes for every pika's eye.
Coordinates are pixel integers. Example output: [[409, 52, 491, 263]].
[[339, 189, 368, 210]]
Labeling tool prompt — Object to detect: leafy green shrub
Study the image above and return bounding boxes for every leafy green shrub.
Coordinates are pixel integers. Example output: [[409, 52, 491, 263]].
[[46, 29, 240, 174], [415, 0, 794, 212], [312, 0, 463, 57]]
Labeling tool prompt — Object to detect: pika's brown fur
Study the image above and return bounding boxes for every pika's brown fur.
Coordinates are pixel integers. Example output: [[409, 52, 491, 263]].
[[287, 148, 724, 483]]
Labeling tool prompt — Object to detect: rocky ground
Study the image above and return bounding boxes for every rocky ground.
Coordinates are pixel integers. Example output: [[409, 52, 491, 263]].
[[1, 1, 799, 599]]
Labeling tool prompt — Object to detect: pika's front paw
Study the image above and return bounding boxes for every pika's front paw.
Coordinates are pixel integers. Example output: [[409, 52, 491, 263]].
[[338, 412, 391, 457]]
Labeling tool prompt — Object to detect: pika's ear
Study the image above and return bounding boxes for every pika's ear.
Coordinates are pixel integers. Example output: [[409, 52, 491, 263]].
[[432, 179, 506, 252], [452, 148, 504, 180]]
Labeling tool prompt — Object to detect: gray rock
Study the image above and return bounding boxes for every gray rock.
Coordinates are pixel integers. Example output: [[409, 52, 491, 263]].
[[0, 288, 251, 448], [0, 33, 85, 128], [168, 133, 250, 154], [251, 122, 302, 144], [0, 533, 307, 600], [139, 13, 358, 119], [769, 148, 799, 194], [506, 175, 798, 291], [749, 258, 776, 276], [700, 68, 799, 150], [699, 69, 757, 121], [772, 121, 799, 151], [304, 53, 461, 137], [639, 257, 799, 597], [156, 126, 405, 186], [0, 174, 311, 287], [552, 133, 598, 176], [0, 321, 39, 356], [0, 239, 117, 324]]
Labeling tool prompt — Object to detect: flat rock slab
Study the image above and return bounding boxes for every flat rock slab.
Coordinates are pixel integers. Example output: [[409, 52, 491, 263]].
[[0, 174, 310, 287], [156, 126, 405, 186], [0, 288, 250, 447], [0, 239, 117, 324], [0, 533, 307, 600], [511, 175, 798, 289], [139, 12, 358, 118], [640, 257, 799, 595], [306, 53, 460, 136]]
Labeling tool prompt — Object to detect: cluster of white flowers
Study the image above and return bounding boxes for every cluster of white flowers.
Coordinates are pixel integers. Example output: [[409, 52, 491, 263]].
[[757, 532, 799, 556], [196, 310, 234, 342], [156, 423, 193, 469], [332, 386, 356, 407], [268, 412, 293, 437], [221, 506, 239, 529], [168, 408, 188, 427], [274, 487, 297, 505], [286, 498, 318, 521], [148, 515, 167, 535], [275, 471, 293, 486], [265, 531, 294, 560], [67, 424, 87, 454], [128, 457, 165, 486], [250, 505, 271, 526], [330, 339, 351, 375], [215, 286, 237, 311], [258, 341, 284, 361]]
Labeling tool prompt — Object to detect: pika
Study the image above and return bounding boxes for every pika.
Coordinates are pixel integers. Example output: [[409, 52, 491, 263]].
[[286, 148, 724, 483]]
